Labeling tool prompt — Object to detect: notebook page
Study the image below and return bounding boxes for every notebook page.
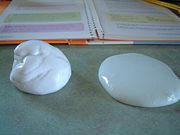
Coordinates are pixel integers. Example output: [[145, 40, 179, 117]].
[[93, 0, 180, 41], [0, 0, 96, 41]]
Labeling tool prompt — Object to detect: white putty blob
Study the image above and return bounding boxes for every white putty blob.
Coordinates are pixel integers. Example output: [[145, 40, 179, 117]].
[[98, 53, 180, 107], [10, 40, 71, 95]]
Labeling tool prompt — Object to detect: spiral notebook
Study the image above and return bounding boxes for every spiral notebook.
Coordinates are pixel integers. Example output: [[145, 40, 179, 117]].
[[0, 0, 180, 45]]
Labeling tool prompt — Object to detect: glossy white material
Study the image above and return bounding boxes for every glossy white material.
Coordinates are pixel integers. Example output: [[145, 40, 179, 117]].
[[99, 53, 180, 107], [10, 40, 71, 95]]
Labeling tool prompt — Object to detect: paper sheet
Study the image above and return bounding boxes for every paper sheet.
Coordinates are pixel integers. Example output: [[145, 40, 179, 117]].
[[0, 0, 96, 40], [93, 0, 180, 40]]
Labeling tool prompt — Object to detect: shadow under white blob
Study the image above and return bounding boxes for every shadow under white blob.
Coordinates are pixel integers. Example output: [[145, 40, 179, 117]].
[[10, 40, 71, 95], [98, 53, 180, 107]]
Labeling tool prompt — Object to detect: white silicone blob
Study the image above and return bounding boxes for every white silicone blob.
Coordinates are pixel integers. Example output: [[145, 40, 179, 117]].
[[98, 53, 180, 107], [10, 40, 71, 95]]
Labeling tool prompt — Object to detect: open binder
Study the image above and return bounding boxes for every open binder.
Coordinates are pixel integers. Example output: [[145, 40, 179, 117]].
[[0, 0, 180, 45]]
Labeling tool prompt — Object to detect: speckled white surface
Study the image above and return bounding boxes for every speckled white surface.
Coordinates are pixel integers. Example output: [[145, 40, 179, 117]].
[[99, 53, 180, 107], [10, 40, 71, 95]]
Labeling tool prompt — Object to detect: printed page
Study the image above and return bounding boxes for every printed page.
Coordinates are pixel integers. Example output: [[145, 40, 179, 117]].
[[93, 0, 180, 41], [0, 0, 96, 41]]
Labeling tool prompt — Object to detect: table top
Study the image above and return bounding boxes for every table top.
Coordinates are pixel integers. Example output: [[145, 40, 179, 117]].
[[0, 45, 180, 135]]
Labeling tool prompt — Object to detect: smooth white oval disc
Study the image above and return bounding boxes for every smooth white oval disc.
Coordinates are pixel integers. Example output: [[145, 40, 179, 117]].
[[98, 53, 180, 107]]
